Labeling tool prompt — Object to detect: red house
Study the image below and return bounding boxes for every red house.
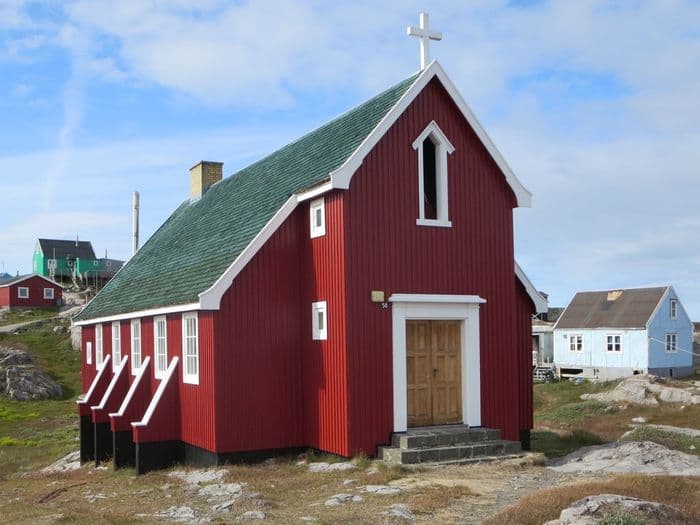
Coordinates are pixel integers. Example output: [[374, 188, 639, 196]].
[[0, 274, 63, 309], [73, 60, 546, 474]]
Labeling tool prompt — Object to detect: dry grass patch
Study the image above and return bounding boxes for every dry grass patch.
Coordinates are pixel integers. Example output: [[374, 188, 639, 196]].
[[484, 474, 700, 525]]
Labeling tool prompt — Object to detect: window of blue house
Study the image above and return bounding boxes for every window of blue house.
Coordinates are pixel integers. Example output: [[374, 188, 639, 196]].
[[568, 335, 583, 352], [670, 299, 678, 319], [665, 333, 677, 353], [606, 335, 621, 352]]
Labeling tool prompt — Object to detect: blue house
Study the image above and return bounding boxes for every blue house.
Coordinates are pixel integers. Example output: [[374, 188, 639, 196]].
[[553, 286, 693, 380]]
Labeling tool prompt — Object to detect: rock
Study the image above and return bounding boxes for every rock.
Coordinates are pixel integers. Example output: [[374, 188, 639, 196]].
[[4, 365, 63, 400], [342, 479, 356, 486], [324, 493, 355, 506], [52, 325, 64, 334], [155, 505, 197, 522], [383, 503, 415, 521], [0, 347, 34, 367], [198, 482, 245, 501], [308, 461, 355, 473], [581, 374, 700, 406], [41, 451, 81, 474], [169, 468, 228, 487], [365, 484, 402, 495], [299, 517, 316, 522], [549, 494, 684, 524], [547, 441, 700, 475], [365, 467, 379, 475], [239, 510, 266, 521], [631, 416, 647, 423]]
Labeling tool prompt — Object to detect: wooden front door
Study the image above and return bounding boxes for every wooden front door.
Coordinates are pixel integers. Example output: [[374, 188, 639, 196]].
[[406, 320, 462, 427]]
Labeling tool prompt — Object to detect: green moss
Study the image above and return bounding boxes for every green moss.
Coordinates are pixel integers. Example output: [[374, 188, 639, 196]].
[[0, 436, 39, 447], [531, 429, 605, 458], [538, 400, 609, 424], [622, 426, 700, 456]]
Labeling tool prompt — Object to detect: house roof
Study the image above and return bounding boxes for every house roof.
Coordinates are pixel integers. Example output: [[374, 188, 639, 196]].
[[75, 62, 539, 324], [38, 239, 96, 260], [75, 74, 419, 321], [555, 287, 670, 330], [0, 273, 62, 288]]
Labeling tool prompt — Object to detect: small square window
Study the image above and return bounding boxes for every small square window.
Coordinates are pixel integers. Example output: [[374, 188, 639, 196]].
[[569, 335, 583, 352], [670, 299, 677, 319], [44, 288, 54, 299], [606, 335, 621, 352], [312, 301, 327, 340], [310, 198, 326, 238], [18, 287, 29, 299]]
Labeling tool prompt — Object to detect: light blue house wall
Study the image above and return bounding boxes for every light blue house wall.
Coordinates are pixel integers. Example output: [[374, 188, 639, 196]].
[[647, 288, 693, 375], [553, 328, 649, 379]]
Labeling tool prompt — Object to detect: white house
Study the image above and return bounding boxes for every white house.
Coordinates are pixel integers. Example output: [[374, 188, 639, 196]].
[[553, 286, 693, 380]]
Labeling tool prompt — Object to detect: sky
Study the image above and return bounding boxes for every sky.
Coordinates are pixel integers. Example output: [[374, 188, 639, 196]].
[[1, 1, 699, 316]]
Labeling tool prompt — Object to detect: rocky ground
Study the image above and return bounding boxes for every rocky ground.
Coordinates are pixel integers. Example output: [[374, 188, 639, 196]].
[[0, 346, 62, 400]]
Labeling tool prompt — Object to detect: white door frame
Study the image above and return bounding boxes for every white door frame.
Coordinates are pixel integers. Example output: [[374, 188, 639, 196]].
[[389, 293, 485, 432]]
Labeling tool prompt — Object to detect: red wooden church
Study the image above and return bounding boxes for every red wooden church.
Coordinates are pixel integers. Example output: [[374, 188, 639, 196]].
[[74, 52, 546, 473]]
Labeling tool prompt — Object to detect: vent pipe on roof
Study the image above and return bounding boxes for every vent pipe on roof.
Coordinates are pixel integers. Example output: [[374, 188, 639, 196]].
[[189, 161, 223, 202], [75, 235, 79, 247], [132, 191, 140, 256]]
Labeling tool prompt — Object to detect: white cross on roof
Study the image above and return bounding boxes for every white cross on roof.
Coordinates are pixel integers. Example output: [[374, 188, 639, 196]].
[[407, 12, 442, 70]]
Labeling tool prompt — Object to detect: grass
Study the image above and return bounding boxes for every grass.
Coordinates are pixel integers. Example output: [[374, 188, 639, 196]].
[[0, 322, 80, 478], [531, 429, 605, 458], [0, 307, 59, 327], [533, 379, 700, 446], [485, 474, 700, 525], [621, 426, 700, 456]]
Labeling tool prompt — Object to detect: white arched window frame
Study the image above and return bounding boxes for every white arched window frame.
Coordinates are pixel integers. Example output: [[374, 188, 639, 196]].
[[412, 120, 455, 227]]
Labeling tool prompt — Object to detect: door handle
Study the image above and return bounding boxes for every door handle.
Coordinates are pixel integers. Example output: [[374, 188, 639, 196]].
[[433, 368, 438, 377]]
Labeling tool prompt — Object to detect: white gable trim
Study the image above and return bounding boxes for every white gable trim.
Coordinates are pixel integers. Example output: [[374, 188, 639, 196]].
[[110, 356, 150, 419], [515, 262, 548, 313], [411, 120, 455, 153], [91, 355, 128, 411], [132, 356, 179, 429], [329, 61, 532, 207]]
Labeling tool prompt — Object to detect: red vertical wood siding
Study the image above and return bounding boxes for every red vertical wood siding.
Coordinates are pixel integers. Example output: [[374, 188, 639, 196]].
[[302, 192, 349, 455], [344, 77, 523, 452], [212, 209, 307, 453], [111, 359, 152, 432], [0, 276, 62, 308], [515, 279, 535, 432], [92, 359, 130, 423]]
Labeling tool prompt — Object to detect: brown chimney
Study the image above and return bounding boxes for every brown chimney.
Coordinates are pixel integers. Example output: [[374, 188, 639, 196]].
[[189, 161, 223, 201]]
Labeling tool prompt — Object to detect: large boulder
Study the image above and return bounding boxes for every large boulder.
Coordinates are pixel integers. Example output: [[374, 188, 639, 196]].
[[581, 375, 700, 406], [545, 494, 686, 524], [0, 346, 63, 400]]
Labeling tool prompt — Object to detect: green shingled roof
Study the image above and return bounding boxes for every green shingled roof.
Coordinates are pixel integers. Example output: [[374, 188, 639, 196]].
[[75, 74, 418, 321]]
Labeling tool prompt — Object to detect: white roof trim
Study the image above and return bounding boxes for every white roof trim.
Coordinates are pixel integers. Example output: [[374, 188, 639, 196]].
[[329, 60, 532, 207], [0, 273, 63, 289], [91, 355, 128, 411], [515, 261, 548, 313], [72, 302, 199, 327], [132, 356, 179, 428], [110, 356, 150, 419], [76, 354, 111, 406]]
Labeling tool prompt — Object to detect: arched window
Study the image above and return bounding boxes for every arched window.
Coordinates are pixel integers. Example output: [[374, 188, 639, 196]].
[[412, 121, 455, 227]]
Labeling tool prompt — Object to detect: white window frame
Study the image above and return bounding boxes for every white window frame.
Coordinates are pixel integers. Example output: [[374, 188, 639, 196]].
[[412, 120, 455, 228], [670, 299, 678, 319], [17, 287, 29, 299], [310, 197, 326, 238], [130, 319, 142, 374], [154, 316, 168, 379], [111, 321, 121, 371], [182, 313, 199, 385], [86, 341, 92, 365], [43, 288, 54, 299], [606, 334, 622, 352], [569, 334, 583, 352], [95, 324, 104, 369], [665, 333, 677, 353], [312, 301, 328, 340]]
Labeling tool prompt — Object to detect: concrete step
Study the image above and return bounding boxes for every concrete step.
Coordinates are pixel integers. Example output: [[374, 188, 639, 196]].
[[390, 426, 501, 449], [379, 440, 521, 464]]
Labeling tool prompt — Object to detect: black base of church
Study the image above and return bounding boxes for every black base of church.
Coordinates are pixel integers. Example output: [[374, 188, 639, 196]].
[[79, 416, 94, 464], [93, 422, 112, 465], [134, 440, 306, 475], [113, 430, 135, 469], [519, 430, 531, 451]]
